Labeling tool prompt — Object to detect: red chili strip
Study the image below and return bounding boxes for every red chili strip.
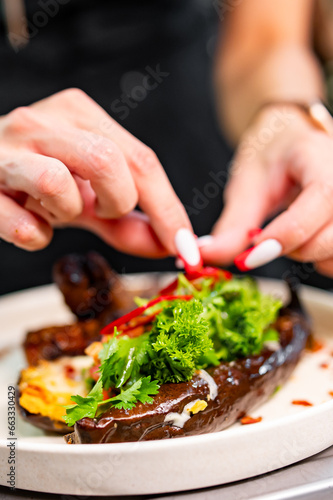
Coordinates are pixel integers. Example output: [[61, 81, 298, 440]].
[[240, 416, 262, 425], [120, 311, 161, 333], [101, 295, 193, 336], [292, 400, 313, 407]]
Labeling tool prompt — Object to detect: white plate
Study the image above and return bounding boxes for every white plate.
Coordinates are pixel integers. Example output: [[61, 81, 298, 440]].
[[0, 277, 333, 496]]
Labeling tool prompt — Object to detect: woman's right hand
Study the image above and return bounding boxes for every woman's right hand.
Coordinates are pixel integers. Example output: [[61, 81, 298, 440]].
[[0, 88, 198, 264]]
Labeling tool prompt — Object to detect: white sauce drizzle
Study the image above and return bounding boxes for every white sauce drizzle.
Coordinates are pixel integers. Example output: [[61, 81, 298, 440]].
[[164, 399, 203, 428], [197, 369, 218, 401]]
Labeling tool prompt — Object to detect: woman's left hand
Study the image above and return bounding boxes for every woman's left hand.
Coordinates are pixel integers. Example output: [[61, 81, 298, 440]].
[[200, 105, 333, 277]]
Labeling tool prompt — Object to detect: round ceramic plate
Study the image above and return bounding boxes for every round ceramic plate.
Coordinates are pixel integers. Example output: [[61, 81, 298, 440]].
[[0, 276, 333, 496]]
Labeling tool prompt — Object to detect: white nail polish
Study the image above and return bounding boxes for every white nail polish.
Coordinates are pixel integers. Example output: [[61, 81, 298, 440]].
[[174, 228, 201, 267], [197, 235, 214, 248], [245, 239, 282, 269], [175, 258, 185, 269]]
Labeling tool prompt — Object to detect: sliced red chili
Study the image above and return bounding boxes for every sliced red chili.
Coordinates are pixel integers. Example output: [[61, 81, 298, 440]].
[[101, 294, 193, 336], [292, 400, 313, 406], [121, 311, 161, 333], [240, 416, 262, 425]]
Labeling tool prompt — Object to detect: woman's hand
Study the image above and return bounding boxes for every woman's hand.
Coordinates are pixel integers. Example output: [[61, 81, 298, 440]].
[[0, 89, 199, 265], [200, 105, 333, 277]]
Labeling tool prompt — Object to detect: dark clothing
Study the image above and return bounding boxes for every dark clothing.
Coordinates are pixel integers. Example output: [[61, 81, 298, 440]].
[[0, 0, 331, 294]]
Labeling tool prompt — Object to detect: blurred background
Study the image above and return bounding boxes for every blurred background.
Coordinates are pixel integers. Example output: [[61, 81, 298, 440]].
[[0, 0, 333, 295]]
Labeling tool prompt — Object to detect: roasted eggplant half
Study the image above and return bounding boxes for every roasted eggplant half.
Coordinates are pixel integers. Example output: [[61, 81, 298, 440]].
[[65, 296, 310, 443], [17, 264, 311, 444]]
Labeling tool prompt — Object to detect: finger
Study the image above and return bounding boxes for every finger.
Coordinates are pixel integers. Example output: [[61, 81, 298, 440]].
[[5, 107, 138, 220], [315, 259, 333, 279], [290, 221, 333, 263], [70, 176, 167, 257], [73, 211, 168, 258], [200, 159, 278, 265], [232, 134, 333, 271], [256, 180, 333, 255], [36, 90, 195, 256], [0, 192, 52, 250], [0, 150, 83, 222], [38, 131, 139, 220]]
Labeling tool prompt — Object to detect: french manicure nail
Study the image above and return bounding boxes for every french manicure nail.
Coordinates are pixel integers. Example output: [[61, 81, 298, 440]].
[[197, 235, 214, 248], [174, 228, 202, 271], [234, 239, 282, 271]]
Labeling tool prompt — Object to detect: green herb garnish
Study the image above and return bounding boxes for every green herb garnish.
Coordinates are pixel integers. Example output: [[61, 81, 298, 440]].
[[64, 274, 282, 425]]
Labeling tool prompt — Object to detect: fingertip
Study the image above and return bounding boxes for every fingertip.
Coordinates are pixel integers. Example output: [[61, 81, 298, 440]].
[[12, 216, 53, 251], [174, 228, 202, 272]]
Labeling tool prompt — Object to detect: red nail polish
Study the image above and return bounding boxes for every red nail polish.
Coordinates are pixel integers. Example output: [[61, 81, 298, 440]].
[[248, 228, 262, 239], [234, 247, 254, 272], [177, 253, 203, 274]]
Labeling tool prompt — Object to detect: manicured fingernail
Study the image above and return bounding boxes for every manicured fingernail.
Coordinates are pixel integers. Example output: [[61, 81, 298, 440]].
[[175, 258, 185, 269], [197, 235, 214, 248], [175, 228, 202, 272], [248, 228, 262, 239], [234, 239, 282, 271]]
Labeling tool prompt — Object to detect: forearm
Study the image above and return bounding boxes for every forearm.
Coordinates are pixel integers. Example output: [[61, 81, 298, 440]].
[[214, 2, 325, 144]]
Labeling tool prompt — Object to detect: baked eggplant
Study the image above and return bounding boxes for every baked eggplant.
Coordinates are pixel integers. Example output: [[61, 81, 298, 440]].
[[65, 288, 310, 444]]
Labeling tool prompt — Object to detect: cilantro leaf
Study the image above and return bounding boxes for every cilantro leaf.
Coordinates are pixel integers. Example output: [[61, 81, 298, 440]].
[[103, 376, 160, 410], [100, 333, 150, 389], [64, 376, 159, 425], [63, 377, 103, 426], [136, 376, 160, 404]]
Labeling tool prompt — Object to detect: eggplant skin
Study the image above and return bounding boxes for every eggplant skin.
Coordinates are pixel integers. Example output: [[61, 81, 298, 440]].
[[65, 304, 311, 444]]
